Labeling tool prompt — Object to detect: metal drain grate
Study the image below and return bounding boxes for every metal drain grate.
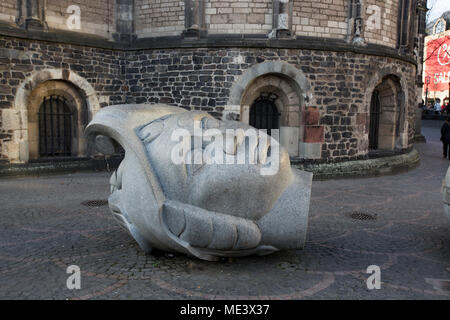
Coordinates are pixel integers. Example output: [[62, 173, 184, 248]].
[[348, 211, 377, 221], [81, 199, 108, 207]]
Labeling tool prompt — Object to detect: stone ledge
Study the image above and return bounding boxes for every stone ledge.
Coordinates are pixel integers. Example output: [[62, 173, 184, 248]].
[[292, 149, 420, 181], [0, 150, 420, 181], [414, 134, 427, 143], [0, 157, 122, 178], [0, 21, 417, 66]]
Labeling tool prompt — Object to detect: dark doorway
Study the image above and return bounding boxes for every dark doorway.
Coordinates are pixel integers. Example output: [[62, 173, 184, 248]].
[[38, 96, 73, 157], [369, 90, 381, 150], [249, 95, 280, 136]]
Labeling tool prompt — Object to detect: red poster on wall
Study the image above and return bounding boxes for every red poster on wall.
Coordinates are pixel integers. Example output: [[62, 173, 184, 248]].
[[425, 35, 450, 92]]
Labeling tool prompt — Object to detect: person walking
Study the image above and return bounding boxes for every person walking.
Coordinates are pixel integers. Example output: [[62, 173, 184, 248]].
[[444, 100, 450, 115], [441, 117, 450, 159], [435, 100, 441, 115]]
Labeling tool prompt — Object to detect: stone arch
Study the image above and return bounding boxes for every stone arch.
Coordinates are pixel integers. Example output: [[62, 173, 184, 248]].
[[366, 65, 408, 151], [27, 80, 88, 160], [6, 69, 100, 163], [227, 61, 312, 109], [240, 74, 301, 127], [224, 61, 312, 157]]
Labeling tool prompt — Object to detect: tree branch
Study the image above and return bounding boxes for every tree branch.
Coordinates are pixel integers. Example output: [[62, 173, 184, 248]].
[[423, 35, 450, 63]]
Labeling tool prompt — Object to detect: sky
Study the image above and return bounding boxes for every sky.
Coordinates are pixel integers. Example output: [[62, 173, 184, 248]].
[[427, 0, 450, 22]]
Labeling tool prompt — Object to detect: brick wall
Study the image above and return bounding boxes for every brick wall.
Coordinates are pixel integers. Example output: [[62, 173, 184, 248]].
[[292, 0, 348, 39], [364, 0, 399, 48], [206, 0, 272, 35], [0, 0, 16, 23], [0, 1, 408, 47], [0, 37, 418, 162], [135, 0, 185, 37], [45, 0, 114, 38], [0, 0, 420, 162], [125, 48, 417, 161]]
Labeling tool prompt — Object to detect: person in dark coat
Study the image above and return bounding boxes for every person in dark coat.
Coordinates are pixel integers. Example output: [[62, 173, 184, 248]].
[[445, 101, 450, 115], [441, 117, 450, 159]]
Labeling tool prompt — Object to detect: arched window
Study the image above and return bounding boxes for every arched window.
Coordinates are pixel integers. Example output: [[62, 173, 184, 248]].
[[369, 90, 381, 150], [184, 0, 205, 37], [368, 75, 405, 151], [38, 96, 73, 157], [397, 0, 416, 53], [434, 19, 446, 34], [249, 94, 280, 136]]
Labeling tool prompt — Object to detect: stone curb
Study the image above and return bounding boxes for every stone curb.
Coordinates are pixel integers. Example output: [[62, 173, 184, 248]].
[[414, 134, 427, 143], [0, 151, 420, 181], [0, 157, 122, 178], [292, 149, 421, 181]]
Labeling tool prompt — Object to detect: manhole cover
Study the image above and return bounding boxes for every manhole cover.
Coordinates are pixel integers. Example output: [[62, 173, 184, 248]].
[[81, 200, 108, 207], [347, 211, 377, 221]]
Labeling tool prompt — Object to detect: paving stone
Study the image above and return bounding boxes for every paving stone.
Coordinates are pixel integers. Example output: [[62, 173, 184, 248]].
[[0, 120, 448, 300]]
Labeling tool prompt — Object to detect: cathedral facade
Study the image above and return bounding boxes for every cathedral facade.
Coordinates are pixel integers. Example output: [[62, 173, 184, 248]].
[[0, 1, 426, 171]]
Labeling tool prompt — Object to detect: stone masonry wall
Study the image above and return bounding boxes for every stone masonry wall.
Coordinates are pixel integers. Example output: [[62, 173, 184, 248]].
[[0, 0, 16, 23], [0, 33, 418, 163], [0, 1, 408, 48], [45, 0, 115, 38], [135, 0, 185, 37], [364, 0, 399, 48], [292, 0, 348, 39], [124, 48, 417, 162], [0, 36, 128, 161], [206, 0, 272, 35]]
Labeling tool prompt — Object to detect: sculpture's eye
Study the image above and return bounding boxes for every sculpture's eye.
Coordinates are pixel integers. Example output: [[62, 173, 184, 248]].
[[138, 120, 164, 143], [94, 135, 117, 155]]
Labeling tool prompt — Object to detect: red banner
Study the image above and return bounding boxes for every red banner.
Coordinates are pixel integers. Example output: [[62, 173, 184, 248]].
[[425, 35, 450, 92]]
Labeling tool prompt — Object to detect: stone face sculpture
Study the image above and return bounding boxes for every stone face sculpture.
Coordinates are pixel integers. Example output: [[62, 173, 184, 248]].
[[86, 104, 312, 261], [442, 166, 450, 220]]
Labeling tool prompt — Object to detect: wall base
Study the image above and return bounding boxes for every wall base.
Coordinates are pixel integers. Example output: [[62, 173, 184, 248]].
[[414, 134, 427, 143], [0, 156, 123, 178], [292, 149, 420, 180]]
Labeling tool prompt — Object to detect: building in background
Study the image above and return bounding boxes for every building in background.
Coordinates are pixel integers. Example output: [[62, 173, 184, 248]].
[[0, 1, 426, 176], [423, 10, 450, 105]]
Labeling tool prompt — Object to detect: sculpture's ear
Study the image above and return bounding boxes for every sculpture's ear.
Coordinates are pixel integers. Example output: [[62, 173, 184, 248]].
[[85, 104, 188, 208], [88, 134, 120, 156]]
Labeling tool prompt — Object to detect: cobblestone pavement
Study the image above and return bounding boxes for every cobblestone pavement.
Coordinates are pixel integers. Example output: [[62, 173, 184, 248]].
[[0, 121, 449, 300]]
